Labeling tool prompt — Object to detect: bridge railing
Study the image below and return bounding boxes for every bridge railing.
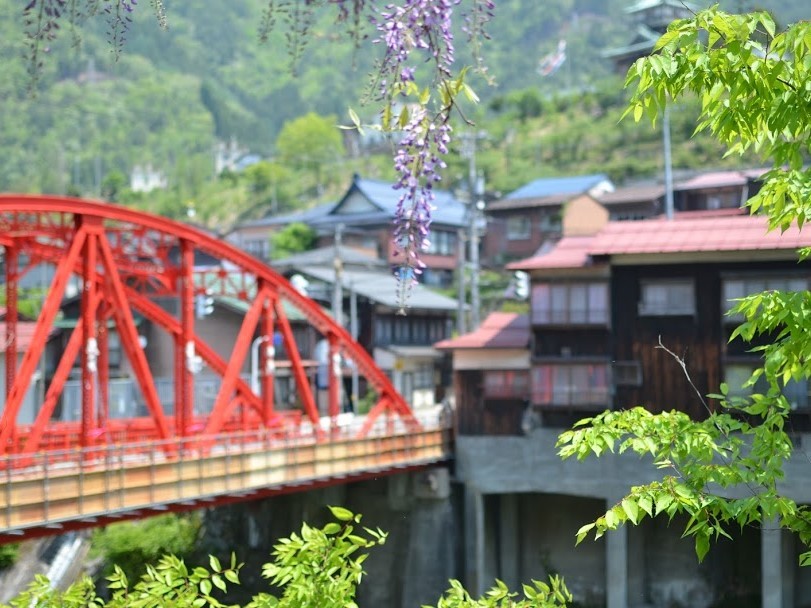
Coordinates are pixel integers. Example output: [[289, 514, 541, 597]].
[[0, 406, 453, 539]]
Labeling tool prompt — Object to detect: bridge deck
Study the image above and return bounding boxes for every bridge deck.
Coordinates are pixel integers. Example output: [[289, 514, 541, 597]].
[[0, 412, 453, 542]]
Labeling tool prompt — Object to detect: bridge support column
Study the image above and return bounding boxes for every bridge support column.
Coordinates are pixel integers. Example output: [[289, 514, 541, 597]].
[[464, 485, 486, 598], [762, 518, 793, 608], [499, 493, 520, 591], [606, 497, 628, 608]]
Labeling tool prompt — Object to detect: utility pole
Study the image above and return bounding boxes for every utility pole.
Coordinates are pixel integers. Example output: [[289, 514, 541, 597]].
[[333, 223, 344, 326], [460, 131, 487, 330], [456, 228, 466, 335], [663, 104, 674, 220]]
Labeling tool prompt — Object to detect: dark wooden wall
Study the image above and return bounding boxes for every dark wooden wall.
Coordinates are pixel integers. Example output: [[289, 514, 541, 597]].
[[611, 260, 806, 420], [455, 370, 526, 436]]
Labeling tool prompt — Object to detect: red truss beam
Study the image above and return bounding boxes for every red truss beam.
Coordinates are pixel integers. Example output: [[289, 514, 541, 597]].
[[0, 195, 418, 457]]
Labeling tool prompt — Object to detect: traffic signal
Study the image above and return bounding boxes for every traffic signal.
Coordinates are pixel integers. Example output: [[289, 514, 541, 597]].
[[514, 271, 529, 300], [195, 292, 215, 319]]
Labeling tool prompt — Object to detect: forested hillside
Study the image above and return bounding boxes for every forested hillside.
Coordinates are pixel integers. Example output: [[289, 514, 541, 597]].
[[0, 0, 805, 228]]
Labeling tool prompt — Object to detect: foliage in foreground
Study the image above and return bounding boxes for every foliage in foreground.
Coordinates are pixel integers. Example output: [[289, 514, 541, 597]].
[[3, 507, 571, 608], [557, 7, 811, 564], [91, 513, 201, 584]]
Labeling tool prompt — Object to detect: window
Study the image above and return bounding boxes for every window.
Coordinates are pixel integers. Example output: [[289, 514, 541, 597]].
[[375, 317, 393, 346], [539, 212, 561, 232], [722, 276, 808, 321], [425, 230, 457, 256], [532, 282, 609, 325], [484, 370, 530, 399], [724, 364, 811, 411], [507, 216, 531, 240], [613, 361, 642, 387], [244, 238, 269, 260], [531, 364, 611, 407], [639, 280, 695, 316], [414, 363, 434, 389]]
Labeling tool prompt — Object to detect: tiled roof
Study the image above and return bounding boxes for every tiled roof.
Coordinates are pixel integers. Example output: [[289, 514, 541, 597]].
[[296, 266, 460, 312], [271, 246, 386, 270], [434, 313, 529, 350], [677, 171, 748, 191], [507, 235, 599, 270], [353, 177, 468, 227], [235, 201, 336, 229], [597, 184, 664, 205], [487, 192, 577, 211], [503, 174, 610, 202], [589, 209, 811, 255], [508, 209, 811, 268]]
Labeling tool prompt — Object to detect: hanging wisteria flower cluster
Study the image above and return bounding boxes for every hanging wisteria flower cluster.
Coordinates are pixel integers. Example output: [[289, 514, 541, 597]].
[[372, 0, 460, 307]]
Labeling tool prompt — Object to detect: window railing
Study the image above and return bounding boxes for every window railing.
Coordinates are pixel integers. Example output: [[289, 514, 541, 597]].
[[531, 364, 611, 408], [483, 370, 530, 399]]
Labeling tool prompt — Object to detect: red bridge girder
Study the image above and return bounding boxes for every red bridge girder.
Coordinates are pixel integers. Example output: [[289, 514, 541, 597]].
[[0, 195, 417, 459]]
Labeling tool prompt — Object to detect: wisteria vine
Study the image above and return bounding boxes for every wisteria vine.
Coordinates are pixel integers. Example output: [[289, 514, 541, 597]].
[[21, 0, 495, 307]]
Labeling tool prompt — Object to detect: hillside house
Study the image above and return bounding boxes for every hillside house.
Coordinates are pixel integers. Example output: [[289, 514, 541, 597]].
[[272, 245, 459, 409], [482, 173, 614, 264], [445, 208, 811, 607], [229, 174, 468, 288]]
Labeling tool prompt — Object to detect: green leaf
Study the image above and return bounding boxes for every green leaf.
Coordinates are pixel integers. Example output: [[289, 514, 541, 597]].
[[323, 523, 342, 535], [622, 498, 639, 524], [329, 506, 354, 521], [210, 555, 222, 572], [695, 533, 710, 563]]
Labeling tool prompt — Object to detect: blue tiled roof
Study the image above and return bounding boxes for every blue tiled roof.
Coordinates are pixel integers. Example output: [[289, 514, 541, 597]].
[[237, 201, 336, 228], [353, 177, 468, 227], [505, 174, 610, 200]]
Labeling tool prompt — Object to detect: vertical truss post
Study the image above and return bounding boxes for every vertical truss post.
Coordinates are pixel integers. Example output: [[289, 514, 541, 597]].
[[176, 239, 195, 437], [328, 333, 341, 427], [80, 225, 101, 449], [97, 302, 110, 431], [4, 244, 17, 401], [260, 283, 276, 426]]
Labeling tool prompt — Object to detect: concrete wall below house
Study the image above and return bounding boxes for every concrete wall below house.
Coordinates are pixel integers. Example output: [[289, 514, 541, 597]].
[[457, 430, 811, 608]]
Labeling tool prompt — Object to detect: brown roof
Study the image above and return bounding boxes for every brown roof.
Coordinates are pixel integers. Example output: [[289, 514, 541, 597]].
[[597, 184, 664, 205], [507, 235, 598, 270], [434, 312, 529, 350], [487, 192, 575, 211], [589, 209, 811, 255], [677, 171, 748, 191]]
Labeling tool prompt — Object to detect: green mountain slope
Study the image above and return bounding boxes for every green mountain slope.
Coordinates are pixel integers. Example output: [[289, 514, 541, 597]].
[[0, 0, 806, 223]]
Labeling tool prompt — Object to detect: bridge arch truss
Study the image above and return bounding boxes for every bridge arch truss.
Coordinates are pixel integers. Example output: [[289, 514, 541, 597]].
[[0, 195, 417, 460]]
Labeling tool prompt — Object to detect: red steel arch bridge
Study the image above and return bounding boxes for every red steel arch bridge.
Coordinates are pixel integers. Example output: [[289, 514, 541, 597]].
[[0, 195, 452, 543]]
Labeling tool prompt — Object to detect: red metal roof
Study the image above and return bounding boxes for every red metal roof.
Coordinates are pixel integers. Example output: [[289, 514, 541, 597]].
[[434, 312, 529, 350], [506, 209, 811, 269], [507, 235, 598, 270], [0, 321, 42, 353], [589, 209, 811, 255]]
